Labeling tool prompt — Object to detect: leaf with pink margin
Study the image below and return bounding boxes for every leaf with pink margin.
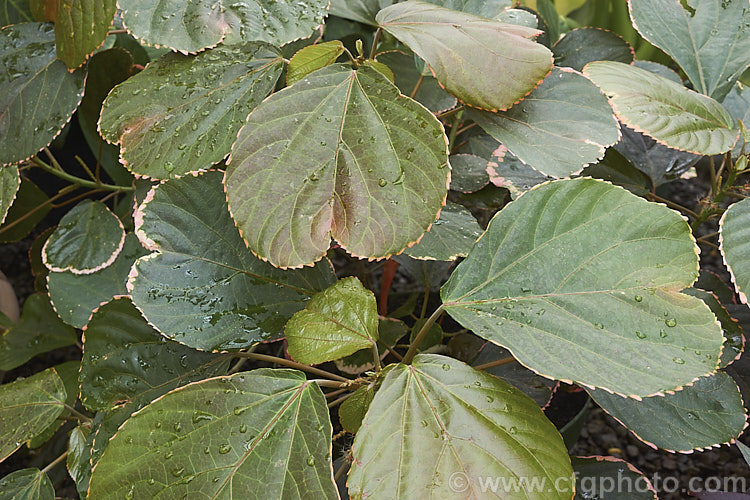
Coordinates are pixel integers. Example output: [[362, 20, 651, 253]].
[[720, 197, 750, 305], [571, 456, 657, 499], [55, 0, 117, 69]]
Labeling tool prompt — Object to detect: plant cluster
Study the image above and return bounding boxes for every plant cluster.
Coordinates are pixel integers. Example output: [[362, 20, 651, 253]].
[[1, 0, 750, 498]]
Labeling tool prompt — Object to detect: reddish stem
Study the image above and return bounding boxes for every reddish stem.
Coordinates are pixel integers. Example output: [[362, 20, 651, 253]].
[[379, 259, 400, 315]]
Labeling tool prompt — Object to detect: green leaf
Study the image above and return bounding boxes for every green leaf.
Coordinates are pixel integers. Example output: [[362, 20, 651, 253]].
[[720, 197, 750, 304], [66, 426, 90, 494], [441, 178, 724, 397], [629, 0, 750, 102], [579, 148, 652, 196], [536, 0, 560, 43], [571, 456, 657, 499], [469, 67, 621, 177], [404, 201, 482, 261], [287, 41, 345, 85], [0, 177, 49, 243], [485, 145, 551, 198], [375, 50, 457, 113], [1, 0, 34, 26], [330, 0, 394, 24], [0, 23, 84, 165], [100, 42, 283, 179], [27, 360, 80, 449], [339, 384, 376, 434], [684, 288, 744, 369], [738, 441, 750, 468], [448, 154, 489, 193], [552, 27, 634, 71], [226, 64, 449, 268], [348, 354, 573, 499], [583, 61, 738, 156], [80, 297, 228, 411], [376, 0, 553, 111], [42, 200, 125, 274], [0, 468, 54, 500], [634, 60, 682, 84], [48, 233, 148, 328], [88, 370, 337, 499], [285, 277, 379, 365], [724, 83, 750, 157], [118, 0, 329, 54], [129, 170, 336, 351], [0, 367, 66, 462], [423, 0, 513, 18], [588, 372, 747, 452], [0, 293, 77, 371], [77, 48, 134, 187], [55, 0, 117, 69], [0, 165, 19, 225]]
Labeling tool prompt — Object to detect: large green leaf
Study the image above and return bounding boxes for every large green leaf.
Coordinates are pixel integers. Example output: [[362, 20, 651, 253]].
[[42, 200, 125, 274], [376, 0, 553, 111], [684, 288, 744, 369], [48, 233, 148, 328], [285, 277, 379, 365], [629, 0, 750, 102], [447, 154, 489, 193], [80, 297, 228, 411], [88, 370, 337, 499], [724, 83, 750, 157], [375, 50, 457, 113], [721, 198, 750, 304], [0, 23, 84, 165], [329, 0, 394, 25], [424, 0, 513, 18], [118, 0, 329, 54], [0, 165, 19, 225], [0, 293, 77, 371], [571, 456, 657, 499], [347, 354, 573, 499], [226, 64, 449, 268], [404, 201, 482, 261], [552, 27, 634, 71], [469, 67, 620, 178], [584, 61, 738, 156], [26, 360, 79, 449], [55, 0, 117, 69], [129, 170, 336, 351], [441, 178, 724, 397], [0, 368, 66, 462], [100, 42, 284, 179], [0, 468, 54, 500], [588, 372, 746, 452]]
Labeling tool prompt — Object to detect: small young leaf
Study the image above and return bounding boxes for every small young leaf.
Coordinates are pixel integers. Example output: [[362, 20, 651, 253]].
[[0, 367, 66, 462], [118, 0, 329, 54], [66, 426, 91, 493], [129, 170, 336, 351], [226, 64, 449, 268], [55, 0, 117, 69], [286, 277, 378, 365], [571, 456, 657, 499], [100, 43, 284, 179], [88, 370, 337, 499], [348, 354, 574, 499], [441, 178, 724, 397], [469, 67, 621, 178], [339, 384, 376, 433], [587, 372, 747, 453], [0, 23, 84, 165], [404, 201, 482, 261], [584, 61, 738, 156], [376, 0, 553, 111], [0, 468, 55, 500], [0, 165, 19, 225], [287, 41, 345, 85], [552, 27, 634, 71], [720, 197, 750, 304]]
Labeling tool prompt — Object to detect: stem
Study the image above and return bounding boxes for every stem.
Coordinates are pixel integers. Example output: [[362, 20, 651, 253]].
[[697, 231, 720, 240], [370, 342, 381, 371], [0, 185, 78, 236], [644, 193, 699, 219], [108, 29, 128, 35], [31, 157, 133, 192], [328, 392, 353, 408], [402, 305, 444, 365], [342, 47, 358, 65], [696, 240, 720, 250], [43, 147, 64, 172], [314, 379, 350, 388], [410, 74, 425, 98], [334, 460, 349, 482], [435, 106, 465, 120], [379, 259, 399, 315], [74, 155, 98, 182], [41, 451, 68, 474], [369, 28, 382, 59], [386, 346, 403, 361], [474, 356, 516, 371], [325, 388, 347, 399], [64, 403, 92, 424], [234, 352, 349, 382], [447, 112, 463, 152]]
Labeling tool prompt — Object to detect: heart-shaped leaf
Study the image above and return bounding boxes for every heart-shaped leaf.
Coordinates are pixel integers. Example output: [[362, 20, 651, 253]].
[[584, 61, 738, 156], [287, 41, 345, 85], [0, 166, 19, 225], [629, 0, 750, 102], [100, 42, 284, 179], [285, 277, 379, 365], [0, 468, 54, 499], [88, 370, 337, 499], [347, 354, 574, 499], [376, 0, 553, 111], [571, 456, 657, 499], [720, 198, 750, 304], [552, 27, 634, 72], [80, 297, 229, 411], [42, 199, 125, 274], [0, 293, 77, 371], [588, 372, 747, 452], [441, 178, 724, 397], [226, 64, 449, 268], [469, 67, 621, 177], [118, 0, 329, 54], [0, 367, 66, 462], [129, 170, 336, 351], [0, 23, 84, 165], [54, 0, 117, 69], [404, 201, 481, 261]]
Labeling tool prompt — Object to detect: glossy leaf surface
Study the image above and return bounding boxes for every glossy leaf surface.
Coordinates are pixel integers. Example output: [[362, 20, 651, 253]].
[[0, 468, 54, 500], [552, 27, 634, 71], [404, 201, 481, 261], [720, 198, 750, 304], [55, 0, 117, 68]]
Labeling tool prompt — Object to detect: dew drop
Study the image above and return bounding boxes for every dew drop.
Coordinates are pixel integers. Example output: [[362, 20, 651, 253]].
[[635, 331, 646, 339], [665, 318, 677, 327], [672, 357, 685, 364], [634, 295, 643, 302], [218, 444, 232, 454]]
